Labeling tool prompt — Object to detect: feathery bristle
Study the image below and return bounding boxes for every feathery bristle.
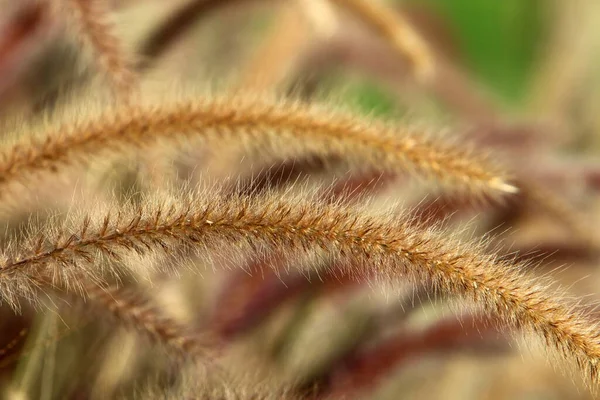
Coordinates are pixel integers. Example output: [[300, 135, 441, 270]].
[[1, 187, 598, 384], [0, 95, 514, 199]]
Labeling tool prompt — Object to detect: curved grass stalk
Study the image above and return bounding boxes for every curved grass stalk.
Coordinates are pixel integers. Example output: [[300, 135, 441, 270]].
[[330, 0, 435, 82], [67, 0, 137, 99], [81, 280, 217, 360], [0, 96, 516, 198], [1, 188, 599, 385]]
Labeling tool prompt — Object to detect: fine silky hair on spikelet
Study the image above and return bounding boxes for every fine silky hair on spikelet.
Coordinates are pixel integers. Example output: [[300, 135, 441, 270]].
[[0, 93, 516, 202], [1, 184, 599, 384], [65, 0, 137, 99], [0, 197, 126, 310], [330, 0, 435, 82]]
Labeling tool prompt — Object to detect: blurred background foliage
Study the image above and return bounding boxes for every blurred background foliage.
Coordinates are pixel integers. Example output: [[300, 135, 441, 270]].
[[415, 0, 544, 103]]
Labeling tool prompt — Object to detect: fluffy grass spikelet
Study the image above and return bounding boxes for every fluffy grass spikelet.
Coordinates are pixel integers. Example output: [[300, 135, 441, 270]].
[[0, 95, 516, 198], [0, 187, 598, 384]]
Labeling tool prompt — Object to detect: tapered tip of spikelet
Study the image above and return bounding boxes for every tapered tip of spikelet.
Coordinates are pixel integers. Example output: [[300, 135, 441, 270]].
[[489, 178, 519, 194]]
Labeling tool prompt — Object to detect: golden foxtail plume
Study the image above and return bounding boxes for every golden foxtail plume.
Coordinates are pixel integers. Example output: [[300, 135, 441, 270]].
[[0, 187, 598, 384], [0, 95, 516, 200]]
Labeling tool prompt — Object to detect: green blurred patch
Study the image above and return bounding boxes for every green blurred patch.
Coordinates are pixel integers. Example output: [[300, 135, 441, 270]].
[[316, 72, 404, 120], [412, 0, 545, 103], [340, 79, 399, 118]]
